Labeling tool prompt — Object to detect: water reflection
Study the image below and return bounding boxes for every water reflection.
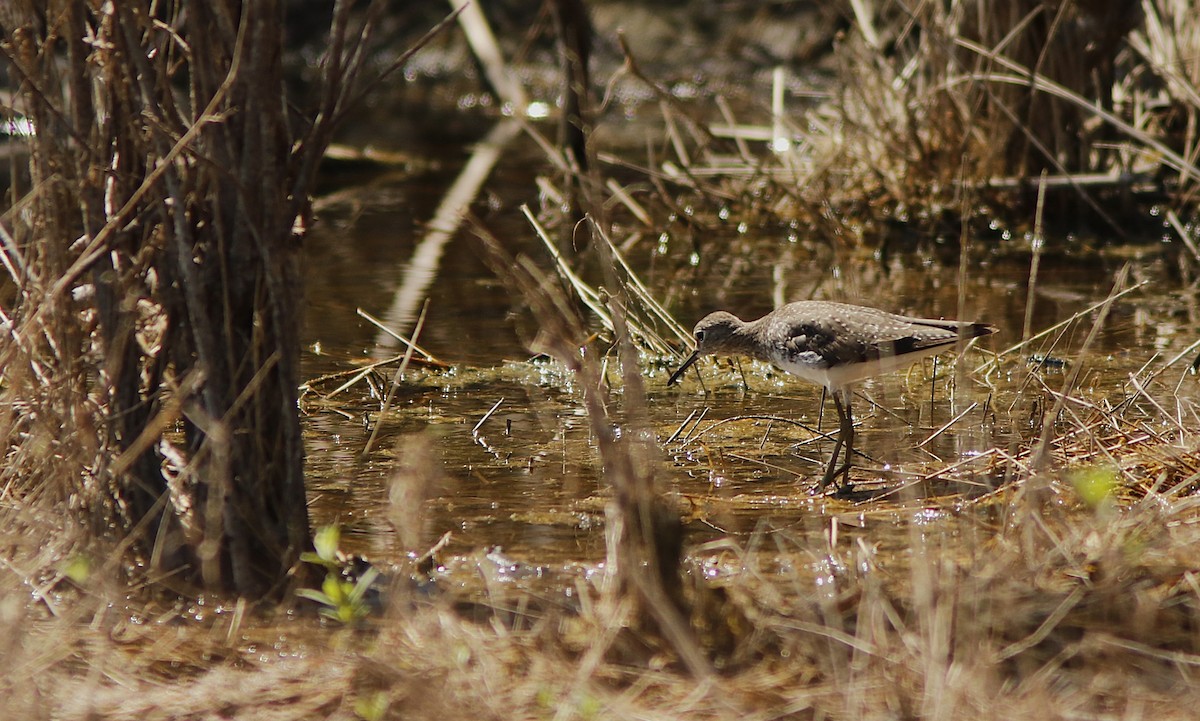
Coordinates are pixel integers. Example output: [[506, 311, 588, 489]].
[[301, 119, 1199, 595]]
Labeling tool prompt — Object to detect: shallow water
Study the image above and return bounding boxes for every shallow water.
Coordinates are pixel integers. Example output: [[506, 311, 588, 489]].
[[300, 114, 1200, 594]]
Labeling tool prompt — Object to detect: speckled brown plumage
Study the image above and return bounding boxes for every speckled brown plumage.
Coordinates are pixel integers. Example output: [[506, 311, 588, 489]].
[[668, 301, 995, 491]]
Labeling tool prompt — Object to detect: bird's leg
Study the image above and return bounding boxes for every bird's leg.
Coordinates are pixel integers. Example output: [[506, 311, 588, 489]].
[[819, 390, 854, 490], [821, 427, 843, 489], [838, 391, 855, 484]]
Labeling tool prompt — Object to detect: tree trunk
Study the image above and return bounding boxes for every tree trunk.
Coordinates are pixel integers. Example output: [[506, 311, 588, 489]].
[[1, 1, 325, 597]]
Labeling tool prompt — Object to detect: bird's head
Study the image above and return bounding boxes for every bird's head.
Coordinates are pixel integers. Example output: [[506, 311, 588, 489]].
[[667, 311, 744, 385]]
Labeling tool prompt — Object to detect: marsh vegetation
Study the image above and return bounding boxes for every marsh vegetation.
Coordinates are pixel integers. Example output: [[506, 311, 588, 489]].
[[3, 1, 1200, 719]]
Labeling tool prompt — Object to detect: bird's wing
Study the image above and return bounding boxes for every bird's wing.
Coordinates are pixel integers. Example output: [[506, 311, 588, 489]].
[[776, 313, 961, 367]]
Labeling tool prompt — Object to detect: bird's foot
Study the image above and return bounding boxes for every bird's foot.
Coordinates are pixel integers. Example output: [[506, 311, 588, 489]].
[[814, 463, 853, 495], [810, 480, 855, 497]]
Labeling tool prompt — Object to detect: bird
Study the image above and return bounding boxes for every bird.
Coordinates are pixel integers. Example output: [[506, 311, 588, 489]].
[[668, 301, 996, 490]]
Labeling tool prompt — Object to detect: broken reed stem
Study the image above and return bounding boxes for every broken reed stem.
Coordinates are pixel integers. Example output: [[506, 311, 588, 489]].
[[521, 204, 681, 356], [1022, 170, 1048, 342], [364, 298, 429, 457], [976, 280, 1149, 373], [357, 308, 442, 364], [1029, 263, 1132, 474], [588, 213, 713, 679], [447, 0, 528, 112], [470, 216, 711, 679]]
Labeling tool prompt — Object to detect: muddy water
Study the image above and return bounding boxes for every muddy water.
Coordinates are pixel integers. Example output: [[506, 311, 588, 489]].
[[300, 119, 1200, 589]]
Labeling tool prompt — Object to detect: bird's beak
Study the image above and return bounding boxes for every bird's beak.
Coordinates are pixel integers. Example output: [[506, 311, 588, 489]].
[[667, 350, 701, 386]]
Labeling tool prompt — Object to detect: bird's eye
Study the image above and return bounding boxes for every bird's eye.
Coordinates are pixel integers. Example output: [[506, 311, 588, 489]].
[[695, 330, 706, 342]]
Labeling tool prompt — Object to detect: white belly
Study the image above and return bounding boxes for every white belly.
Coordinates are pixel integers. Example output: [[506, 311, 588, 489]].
[[770, 342, 959, 391]]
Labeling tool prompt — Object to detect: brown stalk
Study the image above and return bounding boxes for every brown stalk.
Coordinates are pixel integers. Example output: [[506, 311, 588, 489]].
[[470, 217, 711, 679]]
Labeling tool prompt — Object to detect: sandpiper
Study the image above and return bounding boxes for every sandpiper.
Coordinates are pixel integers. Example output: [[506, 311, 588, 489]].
[[668, 301, 995, 490]]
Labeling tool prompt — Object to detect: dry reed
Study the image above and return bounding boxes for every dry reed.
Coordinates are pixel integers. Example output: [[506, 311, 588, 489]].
[[5, 3, 1200, 720]]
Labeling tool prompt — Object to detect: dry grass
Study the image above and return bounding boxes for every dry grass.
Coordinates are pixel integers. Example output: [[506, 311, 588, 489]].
[[7, 196, 1200, 721], [8, 447, 1200, 719], [6, 3, 1200, 720], [596, 0, 1200, 249]]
